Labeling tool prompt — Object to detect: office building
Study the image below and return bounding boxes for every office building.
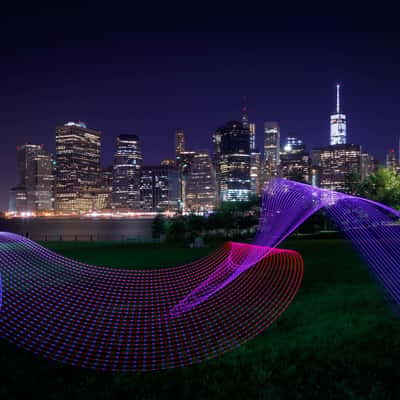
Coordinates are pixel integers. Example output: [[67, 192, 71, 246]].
[[264, 121, 280, 179], [185, 151, 217, 213], [214, 121, 251, 202], [315, 144, 362, 192], [140, 165, 181, 212], [100, 166, 113, 188], [10, 144, 54, 213], [112, 134, 142, 210], [386, 149, 397, 171], [54, 121, 101, 212], [280, 136, 310, 183], [280, 152, 311, 183], [175, 129, 185, 156], [250, 151, 262, 195], [161, 159, 176, 167], [9, 187, 28, 213], [330, 84, 347, 145], [249, 123, 256, 152], [360, 153, 377, 180], [282, 137, 306, 154]]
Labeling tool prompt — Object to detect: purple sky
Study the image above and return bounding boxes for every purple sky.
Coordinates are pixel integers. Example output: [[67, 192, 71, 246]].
[[1, 6, 400, 210]]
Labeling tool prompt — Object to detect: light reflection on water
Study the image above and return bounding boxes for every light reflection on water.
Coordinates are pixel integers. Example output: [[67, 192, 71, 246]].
[[0, 218, 154, 241]]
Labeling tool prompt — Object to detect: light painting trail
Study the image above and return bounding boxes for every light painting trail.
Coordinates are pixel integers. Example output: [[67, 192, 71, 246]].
[[1, 178, 400, 371]]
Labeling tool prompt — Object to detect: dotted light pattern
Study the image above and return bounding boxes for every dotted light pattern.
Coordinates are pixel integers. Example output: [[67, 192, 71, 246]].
[[3, 178, 399, 372], [255, 178, 400, 313], [0, 233, 303, 371], [174, 178, 400, 323]]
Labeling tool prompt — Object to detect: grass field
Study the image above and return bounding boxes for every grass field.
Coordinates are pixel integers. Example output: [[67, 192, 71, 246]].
[[2, 238, 400, 399]]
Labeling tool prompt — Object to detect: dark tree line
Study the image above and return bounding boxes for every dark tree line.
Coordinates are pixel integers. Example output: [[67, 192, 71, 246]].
[[152, 196, 260, 242]]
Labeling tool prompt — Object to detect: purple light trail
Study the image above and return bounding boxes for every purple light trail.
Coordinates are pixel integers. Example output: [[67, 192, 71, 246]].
[[2, 178, 400, 372]]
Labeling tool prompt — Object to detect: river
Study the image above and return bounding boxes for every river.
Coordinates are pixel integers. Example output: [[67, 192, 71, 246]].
[[0, 218, 154, 241]]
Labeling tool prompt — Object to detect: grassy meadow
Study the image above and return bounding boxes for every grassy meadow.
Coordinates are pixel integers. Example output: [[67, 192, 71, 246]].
[[1, 237, 400, 399]]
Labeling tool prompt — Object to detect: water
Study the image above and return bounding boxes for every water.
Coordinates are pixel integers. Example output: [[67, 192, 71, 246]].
[[0, 217, 154, 241]]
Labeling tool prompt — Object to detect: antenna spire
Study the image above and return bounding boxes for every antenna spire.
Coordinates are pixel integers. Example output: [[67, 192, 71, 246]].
[[336, 84, 341, 114], [241, 96, 249, 128]]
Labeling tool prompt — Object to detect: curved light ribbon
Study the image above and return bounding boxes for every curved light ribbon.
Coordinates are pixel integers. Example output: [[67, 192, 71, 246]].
[[2, 178, 400, 371]]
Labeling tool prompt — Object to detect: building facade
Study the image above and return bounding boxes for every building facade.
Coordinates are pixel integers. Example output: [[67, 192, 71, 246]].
[[280, 136, 310, 183], [282, 136, 305, 154], [112, 134, 142, 210], [330, 84, 347, 145], [280, 152, 311, 183], [140, 165, 181, 212], [54, 121, 101, 212], [315, 144, 362, 192], [386, 149, 397, 171], [249, 123, 256, 152], [185, 151, 217, 213], [213, 121, 251, 202], [10, 143, 54, 213], [175, 129, 185, 156], [264, 121, 280, 180], [250, 151, 262, 195]]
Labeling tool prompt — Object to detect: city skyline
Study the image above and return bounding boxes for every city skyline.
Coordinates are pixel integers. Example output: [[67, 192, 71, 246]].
[[5, 86, 382, 215], [3, 9, 400, 210]]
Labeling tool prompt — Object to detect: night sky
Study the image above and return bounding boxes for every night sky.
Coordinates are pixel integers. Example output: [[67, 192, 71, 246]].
[[1, 5, 400, 210]]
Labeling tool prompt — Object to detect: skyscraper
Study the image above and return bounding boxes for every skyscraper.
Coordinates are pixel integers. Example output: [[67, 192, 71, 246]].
[[241, 97, 249, 128], [250, 151, 262, 195], [185, 151, 217, 213], [214, 121, 251, 202], [330, 84, 347, 145], [54, 121, 101, 212], [317, 144, 362, 191], [175, 129, 185, 156], [241, 97, 256, 151], [112, 135, 142, 210], [176, 150, 196, 205], [282, 137, 305, 154], [10, 144, 54, 212], [140, 165, 181, 212], [249, 123, 256, 152], [263, 121, 280, 179], [386, 149, 397, 171]]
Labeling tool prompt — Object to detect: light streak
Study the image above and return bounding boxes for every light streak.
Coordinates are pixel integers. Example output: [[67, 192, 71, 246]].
[[3, 178, 400, 372]]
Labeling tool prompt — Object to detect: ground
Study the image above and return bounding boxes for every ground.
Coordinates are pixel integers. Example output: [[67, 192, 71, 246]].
[[1, 237, 400, 399]]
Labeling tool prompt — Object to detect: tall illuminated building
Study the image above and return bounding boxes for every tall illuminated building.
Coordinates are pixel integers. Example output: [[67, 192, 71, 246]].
[[250, 151, 262, 195], [175, 129, 185, 156], [330, 84, 347, 145], [185, 151, 217, 213], [10, 144, 54, 212], [280, 137, 310, 184], [386, 149, 397, 171], [176, 150, 196, 206], [263, 121, 280, 179], [214, 121, 251, 202], [249, 123, 256, 152], [241, 98, 249, 128], [316, 144, 362, 192], [112, 135, 142, 210], [241, 98, 259, 194], [140, 165, 181, 212], [54, 121, 101, 212], [241, 97, 256, 151], [282, 137, 305, 154]]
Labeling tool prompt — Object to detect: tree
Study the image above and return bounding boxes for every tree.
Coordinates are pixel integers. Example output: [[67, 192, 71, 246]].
[[152, 214, 167, 239], [168, 216, 186, 242], [345, 171, 362, 195], [356, 168, 400, 209]]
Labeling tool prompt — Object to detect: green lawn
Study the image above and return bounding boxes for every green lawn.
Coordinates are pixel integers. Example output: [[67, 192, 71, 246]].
[[2, 238, 400, 399], [39, 240, 217, 269]]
